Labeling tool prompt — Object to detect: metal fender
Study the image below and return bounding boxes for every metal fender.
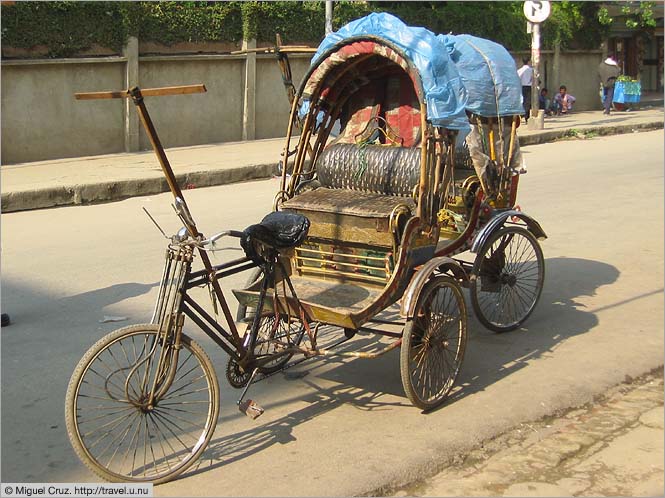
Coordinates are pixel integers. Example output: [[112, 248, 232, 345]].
[[400, 256, 467, 319], [471, 210, 547, 254]]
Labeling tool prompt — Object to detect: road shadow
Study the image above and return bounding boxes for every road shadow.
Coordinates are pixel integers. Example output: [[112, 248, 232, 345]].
[[58, 282, 155, 308], [173, 256, 622, 480], [189, 373, 404, 478], [1, 281, 155, 332], [322, 257, 624, 412], [0, 278, 157, 482], [444, 256, 620, 408]]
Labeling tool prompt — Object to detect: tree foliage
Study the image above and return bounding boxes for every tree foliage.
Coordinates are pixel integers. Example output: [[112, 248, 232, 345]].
[[621, 1, 657, 30], [0, 1, 649, 58]]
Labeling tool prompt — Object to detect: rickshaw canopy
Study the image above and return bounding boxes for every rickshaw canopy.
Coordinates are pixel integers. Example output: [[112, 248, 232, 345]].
[[301, 13, 524, 131], [304, 12, 469, 130], [440, 34, 523, 117]]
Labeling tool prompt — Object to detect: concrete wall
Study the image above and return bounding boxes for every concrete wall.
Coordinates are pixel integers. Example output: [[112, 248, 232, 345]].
[[138, 57, 245, 150], [543, 52, 605, 112], [1, 53, 313, 164], [513, 51, 604, 112], [1, 60, 125, 164], [2, 50, 610, 165], [255, 57, 310, 139]]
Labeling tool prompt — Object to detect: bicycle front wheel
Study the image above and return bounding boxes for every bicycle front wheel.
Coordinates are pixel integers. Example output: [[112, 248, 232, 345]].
[[65, 324, 219, 484]]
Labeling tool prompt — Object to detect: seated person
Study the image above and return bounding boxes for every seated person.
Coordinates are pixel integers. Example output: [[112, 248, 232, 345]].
[[552, 85, 576, 115], [539, 88, 552, 116]]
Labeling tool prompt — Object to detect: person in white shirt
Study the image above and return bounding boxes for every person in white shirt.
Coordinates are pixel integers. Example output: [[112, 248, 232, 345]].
[[517, 57, 533, 122], [598, 54, 621, 115]]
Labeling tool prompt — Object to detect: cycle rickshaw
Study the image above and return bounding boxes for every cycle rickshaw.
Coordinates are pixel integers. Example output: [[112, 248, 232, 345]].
[[66, 13, 546, 484]]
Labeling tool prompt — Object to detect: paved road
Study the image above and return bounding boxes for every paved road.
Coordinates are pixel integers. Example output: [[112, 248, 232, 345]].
[[1, 130, 663, 495]]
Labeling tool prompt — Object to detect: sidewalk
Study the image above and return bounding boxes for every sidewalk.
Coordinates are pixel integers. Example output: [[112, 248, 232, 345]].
[[2, 106, 663, 213]]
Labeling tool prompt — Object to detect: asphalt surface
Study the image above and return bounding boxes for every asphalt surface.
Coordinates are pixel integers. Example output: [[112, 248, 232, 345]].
[[1, 130, 662, 495], [1, 107, 663, 212]]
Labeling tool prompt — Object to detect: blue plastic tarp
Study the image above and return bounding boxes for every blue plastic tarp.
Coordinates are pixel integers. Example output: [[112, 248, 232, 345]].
[[441, 34, 524, 117], [301, 13, 524, 129], [305, 12, 470, 130], [613, 81, 641, 104]]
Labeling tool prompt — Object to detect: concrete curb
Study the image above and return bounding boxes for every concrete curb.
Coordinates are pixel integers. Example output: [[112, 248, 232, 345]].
[[2, 120, 662, 213], [1, 162, 279, 212], [518, 120, 663, 146]]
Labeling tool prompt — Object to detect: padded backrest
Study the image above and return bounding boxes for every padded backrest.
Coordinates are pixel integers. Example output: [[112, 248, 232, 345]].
[[383, 73, 421, 147], [335, 82, 385, 144], [335, 74, 421, 147], [316, 143, 420, 197]]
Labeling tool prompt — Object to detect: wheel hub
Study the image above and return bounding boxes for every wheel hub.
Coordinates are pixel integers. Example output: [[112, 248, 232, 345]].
[[135, 394, 156, 413], [501, 273, 518, 287]]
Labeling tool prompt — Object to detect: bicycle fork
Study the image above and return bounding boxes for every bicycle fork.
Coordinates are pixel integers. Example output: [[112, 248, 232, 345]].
[[124, 246, 192, 410]]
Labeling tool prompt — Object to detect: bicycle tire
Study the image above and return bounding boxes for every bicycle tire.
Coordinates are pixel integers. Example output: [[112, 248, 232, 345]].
[[470, 227, 545, 332], [400, 276, 467, 411], [65, 324, 219, 484]]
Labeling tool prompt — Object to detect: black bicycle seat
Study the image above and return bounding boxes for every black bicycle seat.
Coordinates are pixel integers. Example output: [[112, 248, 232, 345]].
[[240, 211, 310, 264]]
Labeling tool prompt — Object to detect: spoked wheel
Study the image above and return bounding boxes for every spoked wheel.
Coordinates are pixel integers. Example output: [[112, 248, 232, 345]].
[[226, 312, 306, 388], [252, 312, 306, 374], [470, 226, 544, 332], [400, 276, 467, 411], [65, 324, 219, 484]]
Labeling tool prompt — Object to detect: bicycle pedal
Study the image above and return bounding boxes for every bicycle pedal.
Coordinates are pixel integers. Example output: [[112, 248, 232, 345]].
[[239, 399, 264, 419]]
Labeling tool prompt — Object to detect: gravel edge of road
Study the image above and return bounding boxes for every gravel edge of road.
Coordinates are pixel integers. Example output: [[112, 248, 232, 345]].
[[364, 365, 664, 497]]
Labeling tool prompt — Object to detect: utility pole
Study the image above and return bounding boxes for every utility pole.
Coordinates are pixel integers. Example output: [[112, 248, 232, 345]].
[[530, 21, 541, 124], [325, 1, 333, 35], [523, 1, 550, 130]]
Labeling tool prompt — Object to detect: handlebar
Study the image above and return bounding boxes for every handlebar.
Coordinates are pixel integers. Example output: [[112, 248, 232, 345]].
[[201, 230, 243, 245], [193, 229, 243, 250]]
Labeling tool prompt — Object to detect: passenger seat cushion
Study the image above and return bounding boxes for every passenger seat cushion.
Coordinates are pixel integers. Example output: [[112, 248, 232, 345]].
[[281, 188, 416, 218]]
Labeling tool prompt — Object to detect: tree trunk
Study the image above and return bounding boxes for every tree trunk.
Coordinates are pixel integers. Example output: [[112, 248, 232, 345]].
[[552, 40, 560, 90]]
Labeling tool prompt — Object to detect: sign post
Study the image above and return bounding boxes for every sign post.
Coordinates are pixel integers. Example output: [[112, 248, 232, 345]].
[[325, 1, 333, 35], [523, 1, 550, 130]]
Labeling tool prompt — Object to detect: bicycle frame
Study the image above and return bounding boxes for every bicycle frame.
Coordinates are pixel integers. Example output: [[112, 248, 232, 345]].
[[75, 84, 413, 399], [75, 85, 299, 393]]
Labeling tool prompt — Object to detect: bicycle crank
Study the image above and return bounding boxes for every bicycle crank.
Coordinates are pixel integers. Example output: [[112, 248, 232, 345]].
[[236, 368, 265, 419]]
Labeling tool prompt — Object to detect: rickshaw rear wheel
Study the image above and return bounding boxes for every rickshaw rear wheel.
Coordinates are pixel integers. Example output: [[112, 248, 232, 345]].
[[65, 324, 219, 484], [470, 226, 544, 333], [400, 276, 467, 411]]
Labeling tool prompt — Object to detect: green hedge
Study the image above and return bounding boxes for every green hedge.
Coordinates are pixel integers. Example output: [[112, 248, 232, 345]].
[[1, 1, 609, 58], [138, 2, 243, 46], [1, 2, 129, 57]]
